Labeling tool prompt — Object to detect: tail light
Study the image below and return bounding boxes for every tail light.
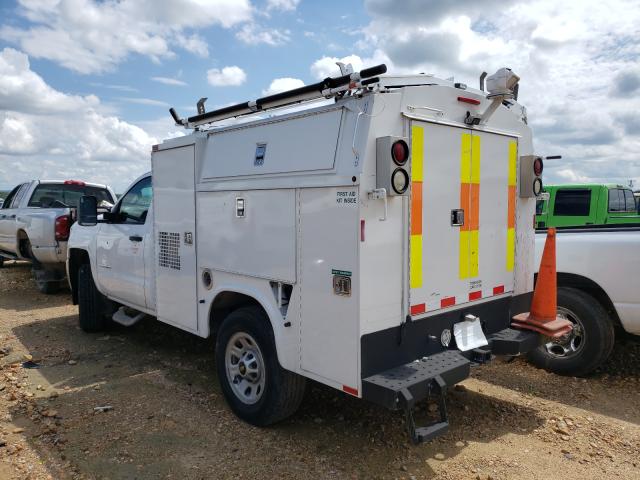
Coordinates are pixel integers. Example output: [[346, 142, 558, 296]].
[[391, 140, 409, 166], [55, 215, 71, 241], [533, 157, 543, 176], [64, 180, 86, 186], [376, 136, 411, 197]]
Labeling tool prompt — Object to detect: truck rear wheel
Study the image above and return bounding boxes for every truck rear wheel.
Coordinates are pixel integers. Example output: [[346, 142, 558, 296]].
[[527, 287, 615, 376], [78, 263, 107, 332], [215, 306, 306, 426]]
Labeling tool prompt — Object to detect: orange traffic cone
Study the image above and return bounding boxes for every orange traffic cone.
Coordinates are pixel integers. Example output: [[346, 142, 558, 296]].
[[512, 228, 573, 338]]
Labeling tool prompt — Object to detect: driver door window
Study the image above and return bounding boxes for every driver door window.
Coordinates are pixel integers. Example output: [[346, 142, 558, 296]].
[[117, 177, 152, 224]]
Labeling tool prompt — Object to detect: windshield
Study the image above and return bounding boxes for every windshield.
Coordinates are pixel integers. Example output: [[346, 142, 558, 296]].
[[28, 183, 113, 208]]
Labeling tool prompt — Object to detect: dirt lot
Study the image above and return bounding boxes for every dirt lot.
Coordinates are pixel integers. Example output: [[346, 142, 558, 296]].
[[0, 261, 638, 480]]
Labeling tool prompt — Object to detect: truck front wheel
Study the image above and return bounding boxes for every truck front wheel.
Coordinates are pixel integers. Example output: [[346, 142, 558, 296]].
[[77, 263, 107, 332], [215, 306, 306, 426], [527, 287, 615, 376]]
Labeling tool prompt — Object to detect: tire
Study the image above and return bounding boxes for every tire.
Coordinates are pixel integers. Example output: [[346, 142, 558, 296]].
[[0, 256, 4, 268], [527, 287, 615, 376], [78, 263, 107, 332], [215, 306, 306, 426]]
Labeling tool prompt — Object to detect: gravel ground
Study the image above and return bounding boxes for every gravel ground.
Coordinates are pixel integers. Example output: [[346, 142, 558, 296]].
[[1, 260, 639, 480]]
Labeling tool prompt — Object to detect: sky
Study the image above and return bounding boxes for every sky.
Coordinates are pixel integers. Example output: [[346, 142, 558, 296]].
[[0, 0, 639, 192]]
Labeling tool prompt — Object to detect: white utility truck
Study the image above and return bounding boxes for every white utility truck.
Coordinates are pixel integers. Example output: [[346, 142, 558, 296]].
[[68, 64, 552, 442]]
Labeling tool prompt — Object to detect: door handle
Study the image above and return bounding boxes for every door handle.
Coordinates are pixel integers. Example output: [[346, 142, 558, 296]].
[[9, 214, 16, 219], [129, 235, 143, 242], [451, 209, 465, 227]]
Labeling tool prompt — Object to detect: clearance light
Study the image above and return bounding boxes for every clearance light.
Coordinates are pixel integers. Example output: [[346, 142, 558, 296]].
[[457, 96, 481, 105]]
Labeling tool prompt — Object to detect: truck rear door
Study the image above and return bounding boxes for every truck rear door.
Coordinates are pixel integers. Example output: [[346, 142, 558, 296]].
[[408, 121, 517, 316]]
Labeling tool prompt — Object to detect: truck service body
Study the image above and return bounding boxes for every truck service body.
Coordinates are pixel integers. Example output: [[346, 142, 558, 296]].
[[68, 65, 550, 442]]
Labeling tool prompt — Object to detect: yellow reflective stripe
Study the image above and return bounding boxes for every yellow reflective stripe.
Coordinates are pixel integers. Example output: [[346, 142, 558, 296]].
[[460, 133, 480, 279], [508, 141, 517, 186], [411, 126, 424, 182], [471, 135, 481, 184], [460, 133, 471, 183], [506, 227, 515, 271], [507, 141, 517, 271], [470, 229, 479, 277], [459, 230, 470, 279], [410, 234, 423, 289]]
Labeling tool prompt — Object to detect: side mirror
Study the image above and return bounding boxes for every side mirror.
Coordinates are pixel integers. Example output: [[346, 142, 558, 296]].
[[78, 195, 98, 226]]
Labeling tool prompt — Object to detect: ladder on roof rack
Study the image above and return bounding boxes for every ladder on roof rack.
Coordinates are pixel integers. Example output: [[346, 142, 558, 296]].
[[169, 64, 387, 129]]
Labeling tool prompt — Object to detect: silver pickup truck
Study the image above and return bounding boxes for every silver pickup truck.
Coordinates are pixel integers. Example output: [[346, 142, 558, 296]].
[[0, 180, 116, 293], [529, 226, 640, 376]]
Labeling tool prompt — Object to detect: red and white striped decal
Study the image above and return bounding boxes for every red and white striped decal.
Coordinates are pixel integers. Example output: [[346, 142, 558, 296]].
[[410, 284, 508, 316]]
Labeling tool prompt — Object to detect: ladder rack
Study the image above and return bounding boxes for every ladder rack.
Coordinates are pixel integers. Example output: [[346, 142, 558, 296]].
[[169, 64, 387, 129]]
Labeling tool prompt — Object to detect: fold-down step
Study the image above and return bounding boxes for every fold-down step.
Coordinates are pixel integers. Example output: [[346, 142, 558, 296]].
[[362, 350, 470, 410]]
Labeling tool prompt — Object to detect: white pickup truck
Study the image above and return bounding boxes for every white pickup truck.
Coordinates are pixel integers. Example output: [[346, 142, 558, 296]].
[[528, 226, 640, 375], [0, 180, 116, 293]]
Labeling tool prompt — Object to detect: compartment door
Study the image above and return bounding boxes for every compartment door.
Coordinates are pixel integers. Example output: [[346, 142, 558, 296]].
[[409, 123, 517, 316], [152, 145, 198, 332], [299, 187, 359, 391]]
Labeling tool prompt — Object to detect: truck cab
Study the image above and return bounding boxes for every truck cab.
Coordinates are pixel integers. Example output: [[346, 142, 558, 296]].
[[536, 184, 640, 229]]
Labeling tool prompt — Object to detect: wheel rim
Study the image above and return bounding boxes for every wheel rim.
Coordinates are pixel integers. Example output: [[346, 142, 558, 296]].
[[543, 306, 585, 358], [225, 332, 266, 405]]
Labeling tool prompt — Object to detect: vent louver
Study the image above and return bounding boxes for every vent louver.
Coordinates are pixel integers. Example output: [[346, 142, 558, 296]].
[[158, 232, 181, 270]]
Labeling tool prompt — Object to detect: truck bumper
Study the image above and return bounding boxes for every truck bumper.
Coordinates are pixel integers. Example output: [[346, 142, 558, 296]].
[[361, 327, 539, 411], [360, 292, 533, 377], [359, 293, 540, 443]]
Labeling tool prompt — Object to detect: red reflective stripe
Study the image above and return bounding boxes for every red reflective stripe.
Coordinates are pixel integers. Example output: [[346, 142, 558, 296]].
[[342, 385, 358, 396], [360, 219, 365, 242], [493, 285, 505, 295], [441, 297, 456, 308], [469, 291, 482, 301], [410, 303, 426, 316]]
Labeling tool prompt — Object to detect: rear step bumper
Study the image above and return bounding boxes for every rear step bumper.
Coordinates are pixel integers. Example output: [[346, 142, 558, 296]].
[[361, 327, 539, 443]]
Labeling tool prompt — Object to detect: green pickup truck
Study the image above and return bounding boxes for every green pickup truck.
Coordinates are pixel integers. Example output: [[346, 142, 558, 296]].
[[536, 184, 640, 228]]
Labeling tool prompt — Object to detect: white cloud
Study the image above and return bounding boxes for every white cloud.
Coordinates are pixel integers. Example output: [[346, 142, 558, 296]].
[[118, 98, 171, 107], [151, 77, 188, 87], [0, 48, 166, 192], [266, 0, 301, 11], [261, 77, 305, 96], [207, 66, 247, 87], [0, 0, 251, 74], [0, 48, 98, 114], [348, 0, 640, 186], [236, 24, 291, 46], [174, 32, 210, 58], [310, 54, 365, 80]]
